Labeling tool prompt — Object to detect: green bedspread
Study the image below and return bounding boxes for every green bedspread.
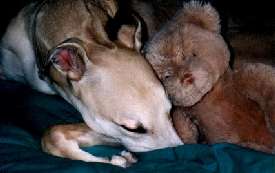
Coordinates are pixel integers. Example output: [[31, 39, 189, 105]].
[[0, 80, 274, 173]]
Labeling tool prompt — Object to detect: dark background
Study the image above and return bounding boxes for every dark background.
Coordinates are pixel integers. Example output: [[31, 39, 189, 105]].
[[0, 0, 275, 37], [0, 0, 33, 37]]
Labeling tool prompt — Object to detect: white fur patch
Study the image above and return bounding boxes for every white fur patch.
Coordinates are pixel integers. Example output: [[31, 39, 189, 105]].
[[0, 7, 55, 94]]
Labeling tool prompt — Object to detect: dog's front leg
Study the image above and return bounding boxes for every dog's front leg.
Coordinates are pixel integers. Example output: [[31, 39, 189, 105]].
[[41, 123, 137, 167]]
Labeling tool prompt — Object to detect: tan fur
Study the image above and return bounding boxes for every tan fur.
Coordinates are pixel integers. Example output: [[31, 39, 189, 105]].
[[172, 108, 198, 143], [145, 2, 275, 153], [180, 1, 221, 33], [145, 1, 230, 107], [1, 0, 182, 167], [41, 123, 137, 167], [178, 70, 275, 152], [37, 0, 181, 165]]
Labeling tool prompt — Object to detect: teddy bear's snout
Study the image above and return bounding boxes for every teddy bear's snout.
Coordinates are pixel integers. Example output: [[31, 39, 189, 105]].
[[180, 73, 194, 85]]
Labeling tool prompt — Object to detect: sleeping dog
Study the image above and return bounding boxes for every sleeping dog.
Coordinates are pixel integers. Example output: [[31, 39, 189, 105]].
[[0, 0, 182, 167]]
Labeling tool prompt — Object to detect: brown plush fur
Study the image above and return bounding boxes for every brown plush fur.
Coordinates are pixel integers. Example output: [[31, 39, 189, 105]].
[[145, 1, 230, 107], [145, 1, 275, 153]]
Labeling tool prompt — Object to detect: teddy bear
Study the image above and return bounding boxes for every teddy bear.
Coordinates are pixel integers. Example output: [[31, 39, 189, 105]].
[[144, 1, 275, 153]]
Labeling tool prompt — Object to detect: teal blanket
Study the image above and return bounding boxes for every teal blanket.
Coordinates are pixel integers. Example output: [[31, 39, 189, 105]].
[[0, 125, 274, 173], [0, 80, 274, 173]]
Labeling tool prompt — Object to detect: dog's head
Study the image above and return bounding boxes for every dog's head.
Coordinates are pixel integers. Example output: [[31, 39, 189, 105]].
[[35, 0, 182, 152]]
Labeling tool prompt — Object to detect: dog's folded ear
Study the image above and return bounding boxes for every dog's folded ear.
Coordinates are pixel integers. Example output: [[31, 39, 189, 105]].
[[117, 16, 142, 51], [99, 0, 118, 18], [49, 43, 86, 81]]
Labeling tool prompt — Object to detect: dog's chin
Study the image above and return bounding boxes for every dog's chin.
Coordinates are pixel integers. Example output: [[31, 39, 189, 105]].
[[128, 143, 182, 153], [126, 146, 153, 153], [126, 144, 171, 152], [122, 136, 182, 153]]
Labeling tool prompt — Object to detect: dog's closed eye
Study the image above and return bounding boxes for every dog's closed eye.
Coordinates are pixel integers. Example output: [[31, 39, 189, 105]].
[[120, 124, 147, 134]]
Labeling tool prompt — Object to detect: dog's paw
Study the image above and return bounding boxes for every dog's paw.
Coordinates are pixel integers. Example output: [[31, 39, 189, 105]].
[[120, 150, 137, 163], [110, 151, 137, 168], [110, 155, 129, 168]]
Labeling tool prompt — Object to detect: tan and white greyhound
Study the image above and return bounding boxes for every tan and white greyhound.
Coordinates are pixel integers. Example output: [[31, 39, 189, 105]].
[[0, 0, 182, 167]]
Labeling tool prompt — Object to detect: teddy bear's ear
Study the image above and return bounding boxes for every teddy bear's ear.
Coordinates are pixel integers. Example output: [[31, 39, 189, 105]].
[[181, 1, 220, 33]]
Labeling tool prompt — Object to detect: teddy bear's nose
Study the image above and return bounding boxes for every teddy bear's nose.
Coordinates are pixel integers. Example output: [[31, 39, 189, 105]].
[[180, 73, 194, 85]]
